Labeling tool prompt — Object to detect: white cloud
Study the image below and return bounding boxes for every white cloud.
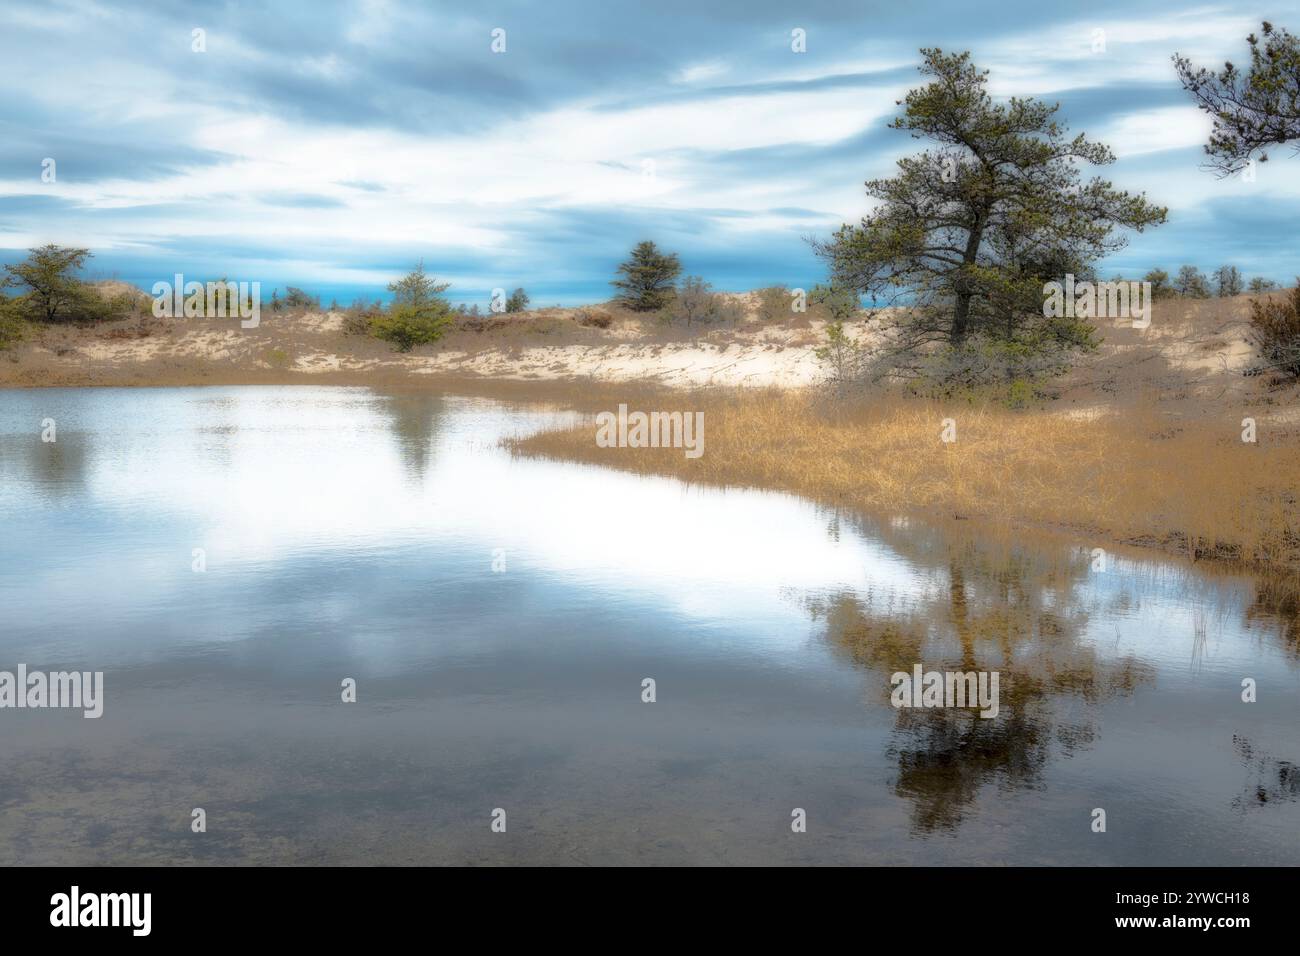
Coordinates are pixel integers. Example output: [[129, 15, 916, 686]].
[[0, 1, 1292, 291], [675, 61, 729, 84], [1099, 105, 1214, 158]]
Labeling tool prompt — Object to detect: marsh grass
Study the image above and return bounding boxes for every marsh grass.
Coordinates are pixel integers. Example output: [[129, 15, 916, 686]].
[[513, 388, 1300, 571]]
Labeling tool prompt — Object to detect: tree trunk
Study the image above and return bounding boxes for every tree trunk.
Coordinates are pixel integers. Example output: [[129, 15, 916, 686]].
[[952, 290, 971, 345], [951, 214, 987, 345]]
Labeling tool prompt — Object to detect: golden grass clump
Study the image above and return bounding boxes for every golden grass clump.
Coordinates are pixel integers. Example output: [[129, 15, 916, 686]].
[[513, 388, 1300, 571]]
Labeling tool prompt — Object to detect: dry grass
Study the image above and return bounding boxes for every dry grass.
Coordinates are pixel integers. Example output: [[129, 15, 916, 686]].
[[513, 388, 1300, 572]]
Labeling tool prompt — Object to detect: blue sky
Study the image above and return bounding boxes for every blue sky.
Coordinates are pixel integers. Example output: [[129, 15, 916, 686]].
[[1, 0, 1297, 307]]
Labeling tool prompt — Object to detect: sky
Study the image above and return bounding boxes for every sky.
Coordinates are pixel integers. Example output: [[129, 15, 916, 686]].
[[1, 0, 1297, 307]]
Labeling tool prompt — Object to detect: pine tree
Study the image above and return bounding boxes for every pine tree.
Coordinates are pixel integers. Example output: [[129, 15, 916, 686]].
[[1176, 22, 1300, 175], [1214, 265, 1244, 297], [612, 241, 681, 311], [814, 49, 1165, 379]]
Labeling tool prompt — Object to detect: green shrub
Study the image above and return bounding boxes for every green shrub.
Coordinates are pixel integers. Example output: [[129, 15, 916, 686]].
[[282, 287, 319, 310], [814, 319, 867, 391], [0, 299, 29, 350], [370, 302, 453, 352], [1004, 377, 1036, 409], [369, 261, 454, 352]]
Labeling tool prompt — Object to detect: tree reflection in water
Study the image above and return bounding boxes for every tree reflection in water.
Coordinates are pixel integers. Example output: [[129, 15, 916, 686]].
[[807, 519, 1154, 833]]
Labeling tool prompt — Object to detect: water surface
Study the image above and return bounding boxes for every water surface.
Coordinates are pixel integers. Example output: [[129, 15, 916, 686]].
[[1, 386, 1297, 865]]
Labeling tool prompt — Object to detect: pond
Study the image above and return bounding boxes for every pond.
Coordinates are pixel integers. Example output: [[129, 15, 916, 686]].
[[0, 386, 1296, 864]]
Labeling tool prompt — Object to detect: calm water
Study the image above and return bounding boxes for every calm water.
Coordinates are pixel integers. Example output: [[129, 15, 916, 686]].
[[0, 386, 1297, 865]]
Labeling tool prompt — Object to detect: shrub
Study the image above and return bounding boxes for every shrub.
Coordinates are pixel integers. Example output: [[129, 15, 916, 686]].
[[92, 289, 136, 321], [0, 298, 29, 350], [660, 277, 745, 327], [342, 298, 382, 335], [814, 319, 868, 392], [754, 285, 794, 322], [673, 276, 718, 326], [1247, 281, 1300, 379], [716, 297, 746, 325], [265, 348, 291, 369], [370, 302, 453, 352], [369, 261, 454, 352], [282, 286, 319, 310], [575, 308, 612, 329], [1248, 277, 1279, 293], [917, 338, 1072, 393]]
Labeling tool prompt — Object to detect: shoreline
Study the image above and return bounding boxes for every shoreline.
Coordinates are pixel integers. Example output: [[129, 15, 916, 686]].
[[3, 296, 1298, 578], [9, 370, 1294, 581]]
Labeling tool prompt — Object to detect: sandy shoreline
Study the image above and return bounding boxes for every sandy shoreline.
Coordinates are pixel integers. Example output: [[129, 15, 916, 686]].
[[4, 294, 1298, 576]]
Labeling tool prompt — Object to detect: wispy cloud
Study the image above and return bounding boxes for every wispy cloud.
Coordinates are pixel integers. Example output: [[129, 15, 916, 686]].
[[0, 0, 1292, 303]]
